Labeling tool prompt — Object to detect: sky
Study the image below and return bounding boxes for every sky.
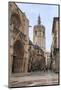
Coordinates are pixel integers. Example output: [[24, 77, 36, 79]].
[[16, 3, 58, 52]]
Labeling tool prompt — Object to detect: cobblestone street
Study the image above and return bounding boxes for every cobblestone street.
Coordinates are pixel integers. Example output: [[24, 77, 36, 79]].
[[9, 71, 59, 87]]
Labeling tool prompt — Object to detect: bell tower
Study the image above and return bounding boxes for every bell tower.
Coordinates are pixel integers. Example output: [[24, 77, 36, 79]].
[[33, 15, 45, 51]]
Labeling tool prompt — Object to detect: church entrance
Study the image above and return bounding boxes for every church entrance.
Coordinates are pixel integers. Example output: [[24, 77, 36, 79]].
[[12, 40, 24, 73]]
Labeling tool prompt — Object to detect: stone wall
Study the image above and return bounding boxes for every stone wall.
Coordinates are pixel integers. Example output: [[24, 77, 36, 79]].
[[50, 17, 59, 73], [28, 41, 46, 72], [9, 2, 29, 74]]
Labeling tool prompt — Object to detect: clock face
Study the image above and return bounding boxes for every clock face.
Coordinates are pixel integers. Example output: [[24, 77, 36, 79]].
[[11, 13, 20, 29]]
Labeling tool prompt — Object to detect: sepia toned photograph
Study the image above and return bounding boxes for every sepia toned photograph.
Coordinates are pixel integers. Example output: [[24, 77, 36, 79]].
[[8, 2, 60, 88]]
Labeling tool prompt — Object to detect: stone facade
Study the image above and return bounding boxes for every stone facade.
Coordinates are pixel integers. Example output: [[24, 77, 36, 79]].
[[28, 15, 46, 71], [31, 15, 46, 71], [9, 2, 29, 74], [32, 45, 45, 71], [33, 15, 45, 51], [50, 17, 59, 73], [9, 2, 46, 75], [45, 52, 51, 70], [28, 40, 45, 72], [28, 40, 34, 72]]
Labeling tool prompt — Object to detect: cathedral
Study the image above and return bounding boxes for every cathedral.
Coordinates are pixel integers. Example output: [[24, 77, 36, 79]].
[[8, 2, 60, 88], [9, 2, 46, 75], [9, 2, 29, 74], [28, 15, 46, 72]]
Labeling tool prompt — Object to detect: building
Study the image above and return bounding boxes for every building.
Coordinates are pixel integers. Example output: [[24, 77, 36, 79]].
[[32, 45, 45, 71], [28, 40, 34, 72], [50, 17, 59, 73], [9, 2, 46, 75], [31, 15, 46, 71], [33, 15, 45, 51], [45, 52, 51, 70], [28, 15, 46, 72], [28, 40, 46, 72], [9, 2, 29, 74]]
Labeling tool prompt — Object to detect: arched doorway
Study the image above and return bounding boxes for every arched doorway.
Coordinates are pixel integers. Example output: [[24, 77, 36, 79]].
[[12, 40, 24, 73]]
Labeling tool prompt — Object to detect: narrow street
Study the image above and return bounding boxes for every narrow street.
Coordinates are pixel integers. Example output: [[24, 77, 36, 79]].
[[10, 71, 59, 87]]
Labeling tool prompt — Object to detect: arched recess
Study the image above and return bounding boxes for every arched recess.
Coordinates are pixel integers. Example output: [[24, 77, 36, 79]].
[[12, 40, 24, 73]]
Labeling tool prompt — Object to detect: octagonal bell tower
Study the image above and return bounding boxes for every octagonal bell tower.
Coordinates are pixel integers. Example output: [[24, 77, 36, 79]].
[[33, 15, 45, 51]]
